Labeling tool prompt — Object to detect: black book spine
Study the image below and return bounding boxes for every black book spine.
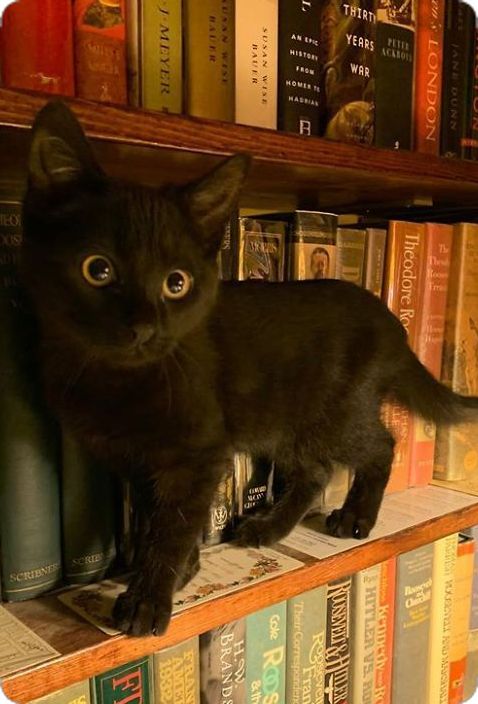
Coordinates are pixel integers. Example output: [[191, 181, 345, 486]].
[[459, 1, 476, 159], [441, 0, 465, 157], [374, 2, 416, 150], [277, 0, 321, 136], [471, 26, 478, 160]]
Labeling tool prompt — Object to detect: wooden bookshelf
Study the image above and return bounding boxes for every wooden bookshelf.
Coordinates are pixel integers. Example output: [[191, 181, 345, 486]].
[[2, 497, 478, 704]]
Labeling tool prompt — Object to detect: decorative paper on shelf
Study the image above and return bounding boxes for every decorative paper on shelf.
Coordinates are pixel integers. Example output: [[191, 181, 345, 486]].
[[280, 485, 478, 560], [0, 605, 59, 677], [57, 544, 303, 636]]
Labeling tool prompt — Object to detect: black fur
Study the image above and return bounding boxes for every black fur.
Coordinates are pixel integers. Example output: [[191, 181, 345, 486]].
[[21, 101, 478, 636]]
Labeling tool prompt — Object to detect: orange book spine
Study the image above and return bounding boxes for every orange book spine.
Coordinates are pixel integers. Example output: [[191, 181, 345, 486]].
[[382, 220, 426, 493], [73, 0, 127, 105], [414, 0, 446, 154], [409, 223, 453, 487], [1, 0, 74, 95], [373, 557, 396, 704], [448, 535, 475, 704]]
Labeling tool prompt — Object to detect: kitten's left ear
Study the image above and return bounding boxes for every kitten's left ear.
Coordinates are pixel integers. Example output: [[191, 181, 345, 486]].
[[186, 154, 251, 250]]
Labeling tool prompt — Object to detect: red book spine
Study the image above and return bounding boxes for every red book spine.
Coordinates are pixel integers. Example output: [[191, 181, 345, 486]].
[[374, 557, 396, 704], [1, 0, 74, 95], [73, 0, 127, 105], [409, 223, 453, 487], [414, 0, 446, 154]]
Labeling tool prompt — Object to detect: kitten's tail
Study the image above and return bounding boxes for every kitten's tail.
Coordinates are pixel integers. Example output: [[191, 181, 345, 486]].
[[392, 347, 478, 425]]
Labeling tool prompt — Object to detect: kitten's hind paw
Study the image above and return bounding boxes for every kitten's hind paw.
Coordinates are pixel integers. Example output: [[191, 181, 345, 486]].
[[113, 589, 172, 637], [233, 516, 282, 548], [326, 508, 373, 539]]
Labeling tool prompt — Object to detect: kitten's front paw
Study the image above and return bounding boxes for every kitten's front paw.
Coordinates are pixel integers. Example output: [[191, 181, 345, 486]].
[[326, 508, 373, 539], [113, 587, 172, 637], [233, 516, 283, 548]]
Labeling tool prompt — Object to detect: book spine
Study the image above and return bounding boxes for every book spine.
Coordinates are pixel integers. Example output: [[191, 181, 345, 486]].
[[373, 557, 396, 704], [448, 535, 475, 704], [287, 212, 338, 281], [61, 433, 117, 585], [277, 0, 320, 136], [1, 0, 74, 95], [153, 636, 200, 704], [184, 0, 234, 121], [391, 543, 434, 704], [0, 196, 63, 601], [336, 228, 366, 285], [234, 453, 272, 517], [374, 2, 416, 150], [200, 619, 246, 704], [30, 679, 92, 704], [440, 0, 465, 158], [470, 24, 478, 162], [319, 0, 375, 145], [323, 575, 352, 704], [459, 2, 476, 159], [409, 223, 453, 487], [351, 564, 380, 704], [91, 656, 152, 704], [236, 218, 286, 282], [218, 215, 237, 282], [382, 220, 426, 493], [235, 0, 278, 129], [203, 472, 234, 546], [426, 533, 458, 704], [434, 222, 478, 481], [286, 585, 327, 704], [414, 0, 445, 154], [73, 0, 127, 105], [464, 525, 478, 701], [125, 0, 140, 106], [362, 227, 387, 297], [141, 0, 182, 114], [246, 601, 287, 704]]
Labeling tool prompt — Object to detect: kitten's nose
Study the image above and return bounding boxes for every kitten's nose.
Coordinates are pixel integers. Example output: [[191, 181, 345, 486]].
[[131, 323, 155, 347]]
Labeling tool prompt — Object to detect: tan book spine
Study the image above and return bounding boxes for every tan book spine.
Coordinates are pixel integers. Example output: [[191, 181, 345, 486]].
[[363, 227, 387, 298], [153, 637, 200, 704], [235, 0, 278, 128], [351, 563, 381, 704], [185, 0, 234, 121], [434, 222, 478, 481], [373, 557, 396, 704], [449, 535, 475, 704]]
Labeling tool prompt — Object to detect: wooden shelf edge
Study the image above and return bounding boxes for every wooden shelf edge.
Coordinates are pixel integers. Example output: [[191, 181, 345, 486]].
[[3, 497, 478, 703], [2, 87, 478, 191]]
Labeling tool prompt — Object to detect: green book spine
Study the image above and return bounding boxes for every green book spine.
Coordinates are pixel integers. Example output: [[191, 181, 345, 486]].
[[153, 636, 200, 704], [91, 656, 153, 704], [0, 194, 62, 601], [200, 619, 246, 703], [141, 0, 182, 113], [246, 601, 287, 704], [29, 680, 91, 704], [286, 586, 327, 704], [61, 433, 117, 585]]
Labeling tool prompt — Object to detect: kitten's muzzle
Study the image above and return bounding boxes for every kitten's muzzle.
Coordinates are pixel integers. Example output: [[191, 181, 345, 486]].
[[131, 323, 156, 347]]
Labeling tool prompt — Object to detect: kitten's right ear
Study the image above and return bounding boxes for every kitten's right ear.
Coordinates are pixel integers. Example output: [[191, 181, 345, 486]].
[[28, 101, 104, 190]]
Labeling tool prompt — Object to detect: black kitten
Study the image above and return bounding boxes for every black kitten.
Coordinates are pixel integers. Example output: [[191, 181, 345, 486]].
[[21, 102, 478, 636]]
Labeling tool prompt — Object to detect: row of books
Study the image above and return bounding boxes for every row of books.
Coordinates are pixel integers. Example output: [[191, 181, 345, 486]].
[[27, 527, 478, 704], [1, 0, 477, 158]]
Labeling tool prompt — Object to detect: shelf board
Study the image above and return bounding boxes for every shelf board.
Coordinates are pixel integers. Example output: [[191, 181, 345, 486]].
[[2, 88, 478, 207], [3, 493, 478, 703]]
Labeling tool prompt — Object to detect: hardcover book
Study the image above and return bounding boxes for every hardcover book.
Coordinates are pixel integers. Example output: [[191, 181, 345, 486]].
[[434, 223, 478, 481], [74, 0, 127, 105], [153, 637, 200, 704], [235, 217, 286, 282], [441, 0, 465, 157], [235, 0, 279, 129], [324, 575, 352, 704], [91, 656, 152, 704], [286, 585, 327, 704], [469, 25, 478, 161], [319, 0, 375, 145], [392, 543, 433, 704], [350, 564, 380, 704], [336, 227, 366, 285], [200, 619, 246, 704], [234, 453, 272, 517], [362, 227, 387, 297], [285, 211, 338, 281], [246, 601, 287, 704], [184, 0, 234, 121], [414, 0, 445, 154], [29, 680, 91, 704], [373, 557, 396, 704], [463, 525, 478, 701], [277, 0, 321, 136], [203, 472, 234, 546], [374, 0, 417, 150], [449, 534, 475, 704], [458, 1, 476, 159]]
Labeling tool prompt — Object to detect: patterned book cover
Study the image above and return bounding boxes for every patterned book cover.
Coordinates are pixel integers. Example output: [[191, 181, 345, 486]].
[[362, 227, 387, 297], [236, 218, 286, 282], [286, 585, 327, 704], [373, 557, 396, 704], [392, 543, 433, 704], [29, 680, 91, 704], [184, 0, 234, 121], [286, 211, 338, 281], [319, 0, 375, 145], [91, 657, 152, 704], [246, 601, 287, 704], [374, 0, 417, 150], [350, 564, 380, 704], [73, 0, 127, 105], [409, 223, 453, 487], [277, 0, 321, 136], [323, 575, 352, 704], [153, 637, 200, 704], [414, 0, 445, 154], [449, 534, 475, 704], [336, 227, 366, 285], [200, 619, 246, 704], [434, 223, 478, 481]]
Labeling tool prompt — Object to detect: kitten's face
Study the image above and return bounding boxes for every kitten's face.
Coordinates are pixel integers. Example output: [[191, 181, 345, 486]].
[[22, 102, 250, 367]]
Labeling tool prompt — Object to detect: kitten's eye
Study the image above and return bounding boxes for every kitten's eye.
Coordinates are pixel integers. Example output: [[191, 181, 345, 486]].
[[81, 255, 115, 288], [162, 270, 193, 300]]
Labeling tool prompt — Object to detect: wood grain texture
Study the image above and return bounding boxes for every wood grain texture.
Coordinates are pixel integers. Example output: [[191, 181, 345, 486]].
[[4, 500, 478, 703]]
